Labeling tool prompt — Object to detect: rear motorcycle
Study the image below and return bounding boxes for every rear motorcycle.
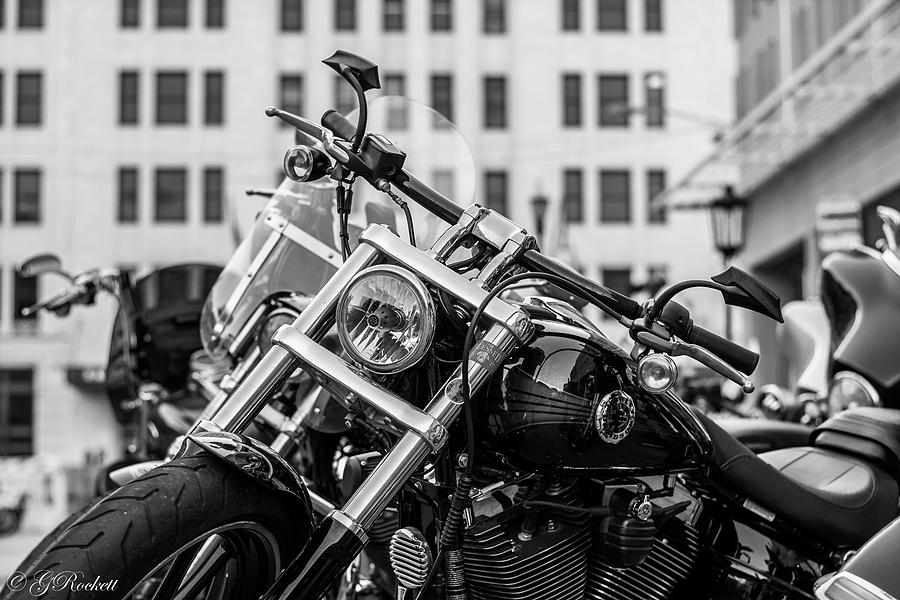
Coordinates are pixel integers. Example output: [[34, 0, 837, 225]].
[[760, 206, 900, 422], [10, 51, 900, 600]]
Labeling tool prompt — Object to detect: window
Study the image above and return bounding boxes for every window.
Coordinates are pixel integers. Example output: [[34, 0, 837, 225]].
[[0, 169, 4, 222], [203, 167, 223, 223], [155, 71, 187, 124], [483, 0, 505, 33], [647, 169, 666, 223], [0, 0, 5, 28], [204, 71, 224, 125], [601, 267, 632, 295], [0, 71, 4, 127], [483, 76, 507, 129], [597, 0, 626, 31], [14, 169, 40, 223], [0, 369, 34, 456], [119, 71, 139, 125], [16, 71, 41, 126], [383, 0, 403, 31], [118, 167, 139, 223], [644, 0, 662, 31], [121, 0, 140, 27], [17, 0, 41, 28], [562, 0, 579, 30], [281, 0, 302, 31], [644, 72, 665, 128], [383, 74, 407, 129], [562, 73, 582, 127], [206, 0, 224, 27], [279, 74, 303, 123], [13, 273, 37, 326], [155, 168, 187, 222], [157, 0, 187, 27], [484, 171, 508, 215], [563, 168, 583, 223], [334, 75, 356, 116], [335, 0, 355, 30], [431, 74, 453, 125], [599, 169, 630, 222], [431, 0, 451, 31], [599, 74, 629, 127], [646, 264, 667, 293], [432, 169, 454, 199]]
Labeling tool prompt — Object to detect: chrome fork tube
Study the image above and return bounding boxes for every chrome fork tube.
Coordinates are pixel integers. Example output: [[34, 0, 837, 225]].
[[209, 244, 380, 433], [343, 321, 519, 529]]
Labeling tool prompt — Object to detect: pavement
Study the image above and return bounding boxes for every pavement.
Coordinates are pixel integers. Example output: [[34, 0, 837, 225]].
[[0, 523, 55, 583]]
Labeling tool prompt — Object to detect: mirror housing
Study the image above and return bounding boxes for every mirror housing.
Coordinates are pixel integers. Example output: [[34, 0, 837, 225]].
[[876, 205, 900, 251], [322, 50, 381, 92], [18, 254, 72, 280], [711, 267, 783, 322]]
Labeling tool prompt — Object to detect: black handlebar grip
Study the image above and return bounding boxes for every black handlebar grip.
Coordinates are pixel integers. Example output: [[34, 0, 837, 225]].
[[687, 325, 760, 375], [321, 110, 357, 141]]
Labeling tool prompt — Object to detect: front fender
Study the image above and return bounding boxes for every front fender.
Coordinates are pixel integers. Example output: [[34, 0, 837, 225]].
[[181, 430, 314, 518]]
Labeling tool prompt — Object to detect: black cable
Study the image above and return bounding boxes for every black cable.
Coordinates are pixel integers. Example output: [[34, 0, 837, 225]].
[[460, 271, 634, 476]]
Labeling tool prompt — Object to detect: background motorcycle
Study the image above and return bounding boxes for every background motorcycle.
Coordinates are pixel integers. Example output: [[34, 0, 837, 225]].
[[16, 256, 222, 489], [760, 206, 900, 422], [12, 51, 900, 600]]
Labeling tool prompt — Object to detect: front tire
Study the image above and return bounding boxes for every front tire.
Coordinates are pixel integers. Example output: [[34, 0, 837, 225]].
[[2, 455, 312, 599]]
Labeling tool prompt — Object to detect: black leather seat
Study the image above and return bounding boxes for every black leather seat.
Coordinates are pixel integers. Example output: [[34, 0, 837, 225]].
[[717, 418, 812, 453], [697, 411, 898, 547]]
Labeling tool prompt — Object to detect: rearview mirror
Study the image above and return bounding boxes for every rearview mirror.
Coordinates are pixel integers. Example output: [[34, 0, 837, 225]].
[[876, 205, 900, 251], [711, 267, 783, 322], [18, 254, 72, 280]]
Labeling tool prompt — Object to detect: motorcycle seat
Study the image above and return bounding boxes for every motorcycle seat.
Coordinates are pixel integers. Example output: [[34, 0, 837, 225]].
[[717, 418, 812, 453], [811, 407, 900, 478], [697, 411, 898, 548]]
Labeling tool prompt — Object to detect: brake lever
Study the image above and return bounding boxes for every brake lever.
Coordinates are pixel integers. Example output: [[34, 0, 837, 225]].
[[265, 107, 350, 164], [634, 331, 755, 394]]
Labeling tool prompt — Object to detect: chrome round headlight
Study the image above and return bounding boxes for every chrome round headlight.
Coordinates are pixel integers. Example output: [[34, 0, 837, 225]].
[[336, 265, 436, 374], [828, 371, 879, 414], [636, 353, 677, 394]]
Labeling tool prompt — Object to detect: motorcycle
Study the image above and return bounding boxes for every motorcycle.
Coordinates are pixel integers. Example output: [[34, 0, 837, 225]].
[[0, 489, 26, 536], [815, 514, 900, 600], [759, 205, 900, 423], [16, 256, 223, 488], [10, 51, 900, 600]]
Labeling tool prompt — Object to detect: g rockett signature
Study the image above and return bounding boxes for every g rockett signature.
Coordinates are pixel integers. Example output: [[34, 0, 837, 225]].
[[6, 570, 120, 596]]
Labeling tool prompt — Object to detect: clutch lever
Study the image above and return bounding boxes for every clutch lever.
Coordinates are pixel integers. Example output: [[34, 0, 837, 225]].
[[634, 331, 755, 394]]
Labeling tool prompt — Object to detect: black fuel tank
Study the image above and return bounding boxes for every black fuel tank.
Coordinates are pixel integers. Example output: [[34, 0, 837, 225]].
[[479, 319, 708, 475]]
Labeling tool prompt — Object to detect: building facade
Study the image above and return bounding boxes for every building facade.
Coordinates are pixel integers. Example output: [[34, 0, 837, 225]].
[[0, 0, 734, 511], [670, 0, 897, 386]]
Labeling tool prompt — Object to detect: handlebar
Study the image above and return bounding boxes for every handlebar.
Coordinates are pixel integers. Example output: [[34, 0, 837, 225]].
[[21, 283, 88, 317], [657, 301, 759, 375], [315, 105, 757, 378]]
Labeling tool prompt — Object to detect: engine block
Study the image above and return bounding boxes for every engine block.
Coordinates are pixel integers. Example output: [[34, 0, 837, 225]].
[[462, 515, 700, 600]]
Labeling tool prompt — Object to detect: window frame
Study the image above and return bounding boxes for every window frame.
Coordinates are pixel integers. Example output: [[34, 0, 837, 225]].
[[599, 168, 631, 223], [563, 168, 584, 223], [206, 0, 224, 28], [156, 0, 188, 28], [280, 0, 302, 31], [118, 166, 139, 223], [203, 167, 224, 223], [562, 0, 580, 31], [155, 70, 188, 125], [0, 368, 35, 457], [644, 0, 662, 32], [431, 0, 452, 31], [430, 73, 453, 126], [15, 71, 42, 127], [562, 73, 582, 127], [13, 168, 40, 224], [646, 168, 667, 224], [598, 73, 630, 127], [119, 70, 140, 125], [204, 70, 225, 125], [597, 0, 627, 31], [279, 73, 303, 127], [17, 0, 42, 29], [383, 0, 404, 31], [121, 0, 140, 28], [483, 76, 507, 129], [484, 170, 508, 215], [335, 0, 355, 30], [644, 72, 665, 128], [154, 167, 188, 223]]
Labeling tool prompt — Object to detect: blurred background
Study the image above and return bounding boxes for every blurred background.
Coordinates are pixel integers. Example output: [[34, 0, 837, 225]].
[[0, 0, 895, 572]]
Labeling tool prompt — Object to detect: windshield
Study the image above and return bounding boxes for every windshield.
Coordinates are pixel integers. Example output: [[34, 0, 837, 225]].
[[200, 95, 476, 359]]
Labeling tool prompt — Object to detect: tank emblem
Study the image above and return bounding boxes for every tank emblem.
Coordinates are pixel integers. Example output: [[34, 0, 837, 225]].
[[594, 390, 636, 444]]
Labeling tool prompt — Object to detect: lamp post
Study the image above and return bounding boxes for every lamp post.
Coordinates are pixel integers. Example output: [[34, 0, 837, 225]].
[[708, 186, 748, 339], [531, 193, 549, 247]]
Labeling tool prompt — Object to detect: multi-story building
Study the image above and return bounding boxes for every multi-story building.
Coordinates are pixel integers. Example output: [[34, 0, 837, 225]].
[[669, 0, 896, 385], [0, 0, 734, 517]]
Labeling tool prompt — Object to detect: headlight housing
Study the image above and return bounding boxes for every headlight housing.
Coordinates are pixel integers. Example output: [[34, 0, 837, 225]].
[[336, 265, 436, 374], [828, 371, 880, 414]]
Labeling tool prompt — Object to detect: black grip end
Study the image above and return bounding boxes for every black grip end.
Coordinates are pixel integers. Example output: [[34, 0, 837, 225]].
[[265, 106, 279, 117], [321, 109, 357, 141], [689, 325, 759, 375]]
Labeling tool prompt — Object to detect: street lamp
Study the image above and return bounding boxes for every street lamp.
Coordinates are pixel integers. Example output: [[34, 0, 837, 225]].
[[708, 186, 748, 339], [531, 192, 549, 245]]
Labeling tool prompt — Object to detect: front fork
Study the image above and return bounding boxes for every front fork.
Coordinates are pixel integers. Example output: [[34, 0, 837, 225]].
[[192, 233, 529, 600]]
